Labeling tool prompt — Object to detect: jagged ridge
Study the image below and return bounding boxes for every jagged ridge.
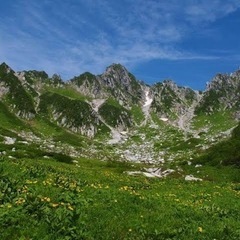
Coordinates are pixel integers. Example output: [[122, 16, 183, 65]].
[[0, 62, 240, 139]]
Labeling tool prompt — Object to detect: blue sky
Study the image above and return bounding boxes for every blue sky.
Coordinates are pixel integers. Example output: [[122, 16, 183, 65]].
[[1, 0, 240, 90]]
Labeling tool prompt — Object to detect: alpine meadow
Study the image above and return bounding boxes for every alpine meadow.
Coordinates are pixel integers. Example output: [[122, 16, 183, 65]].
[[1, 0, 240, 239]]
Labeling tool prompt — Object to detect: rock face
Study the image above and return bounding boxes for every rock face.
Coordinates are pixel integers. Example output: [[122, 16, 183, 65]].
[[70, 64, 144, 107], [0, 61, 240, 137], [100, 64, 144, 106], [151, 80, 200, 121], [69, 72, 104, 98]]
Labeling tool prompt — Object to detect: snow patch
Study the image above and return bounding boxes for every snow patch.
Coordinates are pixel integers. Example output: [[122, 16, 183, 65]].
[[141, 88, 153, 125], [143, 90, 153, 107]]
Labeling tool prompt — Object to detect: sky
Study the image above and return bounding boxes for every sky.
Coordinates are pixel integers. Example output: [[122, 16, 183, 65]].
[[1, 0, 240, 90]]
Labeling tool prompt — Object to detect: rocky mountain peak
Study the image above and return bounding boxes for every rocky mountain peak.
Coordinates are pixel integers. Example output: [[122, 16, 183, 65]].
[[0, 62, 15, 74], [51, 74, 64, 85], [69, 72, 104, 98], [101, 63, 136, 88], [162, 79, 176, 85], [70, 72, 97, 86], [105, 63, 128, 74], [22, 70, 49, 80], [206, 73, 228, 91], [231, 68, 240, 77], [195, 69, 240, 114], [206, 70, 240, 91]]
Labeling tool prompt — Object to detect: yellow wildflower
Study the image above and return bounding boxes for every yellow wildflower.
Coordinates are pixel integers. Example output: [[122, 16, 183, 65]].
[[15, 198, 26, 205], [51, 203, 59, 208], [68, 206, 74, 211]]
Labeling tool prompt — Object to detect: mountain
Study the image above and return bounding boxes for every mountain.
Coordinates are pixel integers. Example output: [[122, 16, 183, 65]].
[[0, 61, 240, 165]]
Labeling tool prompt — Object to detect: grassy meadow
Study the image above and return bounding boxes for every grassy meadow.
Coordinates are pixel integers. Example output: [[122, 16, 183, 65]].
[[1, 156, 240, 240]]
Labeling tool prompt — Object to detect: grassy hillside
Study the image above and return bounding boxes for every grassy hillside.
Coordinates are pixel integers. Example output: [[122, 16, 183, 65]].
[[0, 102, 26, 130], [99, 98, 132, 128], [194, 122, 240, 167], [45, 85, 89, 101], [1, 156, 240, 240], [38, 92, 102, 135]]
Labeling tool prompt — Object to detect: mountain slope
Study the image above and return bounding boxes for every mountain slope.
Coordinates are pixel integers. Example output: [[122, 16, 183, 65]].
[[0, 63, 36, 119], [194, 122, 240, 167]]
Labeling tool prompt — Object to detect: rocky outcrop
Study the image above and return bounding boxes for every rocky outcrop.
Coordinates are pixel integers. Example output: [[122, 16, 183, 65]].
[[100, 64, 144, 106], [38, 92, 107, 137], [150, 80, 200, 128], [196, 71, 240, 114], [69, 72, 105, 98], [0, 82, 9, 98]]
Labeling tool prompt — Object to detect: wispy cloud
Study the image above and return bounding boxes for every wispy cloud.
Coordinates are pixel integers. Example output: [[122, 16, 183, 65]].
[[185, 0, 240, 23], [0, 0, 239, 79]]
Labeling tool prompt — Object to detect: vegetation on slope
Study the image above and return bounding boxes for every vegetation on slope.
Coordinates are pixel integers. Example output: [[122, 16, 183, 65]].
[[39, 92, 100, 132], [194, 122, 240, 167], [0, 102, 26, 130], [45, 86, 88, 101], [99, 98, 132, 128], [70, 72, 98, 87], [0, 63, 36, 117]]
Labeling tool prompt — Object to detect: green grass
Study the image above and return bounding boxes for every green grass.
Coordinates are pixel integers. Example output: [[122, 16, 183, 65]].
[[45, 86, 89, 101], [193, 122, 240, 167], [38, 92, 104, 135], [1, 156, 240, 240], [192, 111, 237, 134], [99, 98, 132, 128], [28, 116, 63, 137], [131, 105, 145, 125], [0, 102, 26, 130]]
